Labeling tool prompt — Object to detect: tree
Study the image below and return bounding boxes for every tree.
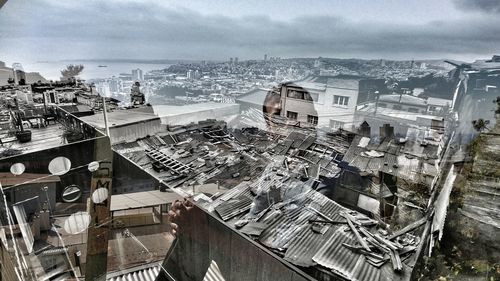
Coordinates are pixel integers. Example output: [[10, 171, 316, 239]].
[[60, 64, 84, 79], [494, 96, 500, 117], [472, 119, 490, 132]]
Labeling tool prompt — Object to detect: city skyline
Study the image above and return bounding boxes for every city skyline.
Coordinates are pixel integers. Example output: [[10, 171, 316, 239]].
[[0, 0, 499, 65]]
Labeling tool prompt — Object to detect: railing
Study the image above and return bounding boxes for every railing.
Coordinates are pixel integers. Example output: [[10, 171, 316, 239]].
[[53, 105, 103, 140]]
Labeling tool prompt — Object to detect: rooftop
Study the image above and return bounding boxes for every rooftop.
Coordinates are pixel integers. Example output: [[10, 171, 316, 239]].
[[80, 106, 159, 129], [110, 190, 182, 211], [152, 102, 239, 117], [195, 173, 420, 281], [236, 88, 270, 107], [356, 103, 442, 122], [378, 94, 427, 107]]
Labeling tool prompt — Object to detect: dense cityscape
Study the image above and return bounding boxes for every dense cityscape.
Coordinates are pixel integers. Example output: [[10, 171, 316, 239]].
[[81, 57, 451, 106]]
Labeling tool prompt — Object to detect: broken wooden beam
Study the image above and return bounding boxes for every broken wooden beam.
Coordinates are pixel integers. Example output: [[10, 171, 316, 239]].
[[344, 214, 371, 252], [389, 250, 403, 271], [388, 217, 427, 240]]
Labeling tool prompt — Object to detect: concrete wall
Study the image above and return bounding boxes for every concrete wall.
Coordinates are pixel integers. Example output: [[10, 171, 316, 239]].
[[157, 104, 240, 126], [0, 139, 98, 208], [109, 118, 163, 144], [112, 151, 160, 194], [377, 102, 427, 114], [158, 205, 314, 281], [8, 182, 57, 215]]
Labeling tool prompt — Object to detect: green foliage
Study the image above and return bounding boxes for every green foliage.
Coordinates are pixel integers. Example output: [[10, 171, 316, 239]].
[[60, 64, 84, 78], [472, 118, 490, 132]]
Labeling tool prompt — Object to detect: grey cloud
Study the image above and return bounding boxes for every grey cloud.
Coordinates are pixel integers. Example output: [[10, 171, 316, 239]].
[[453, 0, 500, 14], [0, 1, 499, 60]]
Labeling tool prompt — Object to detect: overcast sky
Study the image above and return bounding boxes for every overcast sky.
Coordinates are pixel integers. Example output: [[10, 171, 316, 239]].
[[0, 0, 499, 65]]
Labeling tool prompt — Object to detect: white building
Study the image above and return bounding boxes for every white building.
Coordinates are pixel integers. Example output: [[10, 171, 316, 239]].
[[279, 78, 360, 131], [132, 68, 143, 81]]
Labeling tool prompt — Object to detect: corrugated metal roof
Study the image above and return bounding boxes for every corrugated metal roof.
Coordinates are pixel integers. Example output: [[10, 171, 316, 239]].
[[215, 195, 253, 221], [312, 227, 364, 280], [106, 264, 160, 281], [351, 258, 381, 281], [110, 190, 182, 211], [203, 260, 226, 281], [259, 205, 315, 249], [284, 225, 335, 267], [207, 173, 413, 281]]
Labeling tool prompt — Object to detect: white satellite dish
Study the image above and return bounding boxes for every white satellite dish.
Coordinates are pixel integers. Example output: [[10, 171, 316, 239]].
[[48, 157, 71, 176], [10, 163, 26, 176]]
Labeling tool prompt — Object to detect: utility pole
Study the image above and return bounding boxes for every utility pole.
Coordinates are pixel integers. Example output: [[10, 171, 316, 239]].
[[378, 171, 384, 222], [85, 113, 114, 281], [102, 97, 110, 137], [373, 91, 380, 115]]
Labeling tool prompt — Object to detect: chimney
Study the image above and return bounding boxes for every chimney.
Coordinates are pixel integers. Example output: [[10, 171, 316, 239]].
[[379, 123, 394, 139], [359, 121, 371, 137]]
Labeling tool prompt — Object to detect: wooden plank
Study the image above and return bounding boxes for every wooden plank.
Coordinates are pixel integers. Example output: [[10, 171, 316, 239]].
[[387, 217, 427, 240], [344, 215, 371, 252], [373, 233, 399, 251], [389, 250, 403, 271]]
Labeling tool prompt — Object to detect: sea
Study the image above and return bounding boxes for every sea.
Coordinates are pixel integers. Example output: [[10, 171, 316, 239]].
[[21, 61, 172, 81]]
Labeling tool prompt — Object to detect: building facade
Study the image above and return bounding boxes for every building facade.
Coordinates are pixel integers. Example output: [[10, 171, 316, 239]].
[[279, 78, 360, 131]]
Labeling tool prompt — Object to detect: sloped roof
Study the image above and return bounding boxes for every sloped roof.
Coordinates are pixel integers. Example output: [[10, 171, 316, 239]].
[[106, 263, 161, 281], [379, 94, 427, 106], [236, 88, 270, 107], [204, 175, 418, 281]]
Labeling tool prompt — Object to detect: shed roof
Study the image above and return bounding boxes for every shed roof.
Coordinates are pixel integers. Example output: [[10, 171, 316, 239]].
[[107, 262, 161, 281], [110, 190, 182, 211]]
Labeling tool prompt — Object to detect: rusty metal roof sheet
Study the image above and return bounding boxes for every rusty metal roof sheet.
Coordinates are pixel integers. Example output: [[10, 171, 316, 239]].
[[312, 227, 364, 279], [284, 225, 335, 267], [215, 195, 253, 221]]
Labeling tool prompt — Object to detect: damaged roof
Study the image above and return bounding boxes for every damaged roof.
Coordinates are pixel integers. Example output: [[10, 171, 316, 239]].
[[199, 174, 422, 281]]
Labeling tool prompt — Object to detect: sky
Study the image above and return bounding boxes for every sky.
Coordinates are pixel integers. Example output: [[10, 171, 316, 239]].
[[0, 0, 499, 65]]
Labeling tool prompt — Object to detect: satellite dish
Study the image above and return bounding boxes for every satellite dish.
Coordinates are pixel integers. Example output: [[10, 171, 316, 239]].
[[63, 211, 90, 234], [62, 185, 82, 203], [10, 163, 25, 176], [48, 157, 71, 176], [91, 188, 108, 204], [88, 161, 100, 172]]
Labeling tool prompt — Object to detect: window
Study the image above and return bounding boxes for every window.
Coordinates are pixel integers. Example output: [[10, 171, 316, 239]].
[[330, 119, 345, 130], [287, 90, 304, 99], [287, 90, 318, 102], [333, 95, 349, 106], [393, 104, 402, 110], [305, 92, 319, 102], [408, 107, 419, 113], [286, 111, 298, 120], [307, 115, 318, 125]]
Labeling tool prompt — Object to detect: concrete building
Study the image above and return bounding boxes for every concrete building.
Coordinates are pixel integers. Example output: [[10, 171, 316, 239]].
[[132, 68, 144, 81], [80, 106, 163, 144], [279, 78, 360, 131], [376, 94, 428, 114], [450, 55, 500, 142], [108, 76, 123, 94], [153, 103, 240, 127]]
